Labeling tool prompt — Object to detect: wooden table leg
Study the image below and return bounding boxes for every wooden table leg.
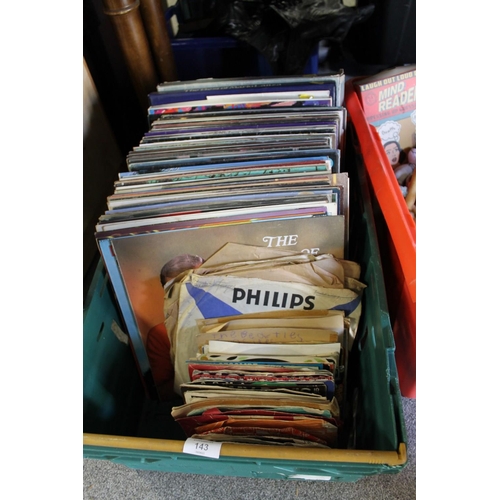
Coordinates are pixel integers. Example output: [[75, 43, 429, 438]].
[[102, 0, 159, 110], [140, 0, 178, 82]]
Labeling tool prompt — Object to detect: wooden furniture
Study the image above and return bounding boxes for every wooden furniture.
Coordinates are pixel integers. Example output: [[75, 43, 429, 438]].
[[101, 0, 177, 109]]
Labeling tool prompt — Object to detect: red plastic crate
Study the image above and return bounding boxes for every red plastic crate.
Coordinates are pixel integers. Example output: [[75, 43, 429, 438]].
[[345, 81, 416, 398]]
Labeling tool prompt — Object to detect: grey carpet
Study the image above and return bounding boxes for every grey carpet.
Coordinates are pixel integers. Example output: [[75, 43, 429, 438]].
[[83, 397, 415, 499]]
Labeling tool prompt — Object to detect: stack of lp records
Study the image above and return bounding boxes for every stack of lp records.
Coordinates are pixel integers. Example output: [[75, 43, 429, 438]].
[[94, 72, 362, 448]]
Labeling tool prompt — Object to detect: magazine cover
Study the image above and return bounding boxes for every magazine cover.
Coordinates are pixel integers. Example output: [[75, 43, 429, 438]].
[[353, 65, 416, 167]]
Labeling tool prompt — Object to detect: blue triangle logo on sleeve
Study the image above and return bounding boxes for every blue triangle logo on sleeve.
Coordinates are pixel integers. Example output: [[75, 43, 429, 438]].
[[185, 282, 242, 319], [330, 295, 361, 316]]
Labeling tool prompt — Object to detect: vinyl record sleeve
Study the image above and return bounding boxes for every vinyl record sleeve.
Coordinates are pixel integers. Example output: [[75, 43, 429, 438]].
[[97, 215, 347, 386], [155, 73, 345, 107]]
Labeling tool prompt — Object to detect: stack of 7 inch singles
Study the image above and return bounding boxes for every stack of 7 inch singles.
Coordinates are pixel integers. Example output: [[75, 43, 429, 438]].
[[168, 243, 366, 449]]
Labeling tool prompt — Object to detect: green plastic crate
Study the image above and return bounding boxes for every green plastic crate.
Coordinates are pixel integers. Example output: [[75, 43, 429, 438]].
[[83, 150, 407, 482]]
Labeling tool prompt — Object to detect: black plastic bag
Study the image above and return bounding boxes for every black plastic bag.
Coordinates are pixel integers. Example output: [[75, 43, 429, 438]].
[[213, 0, 375, 74]]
